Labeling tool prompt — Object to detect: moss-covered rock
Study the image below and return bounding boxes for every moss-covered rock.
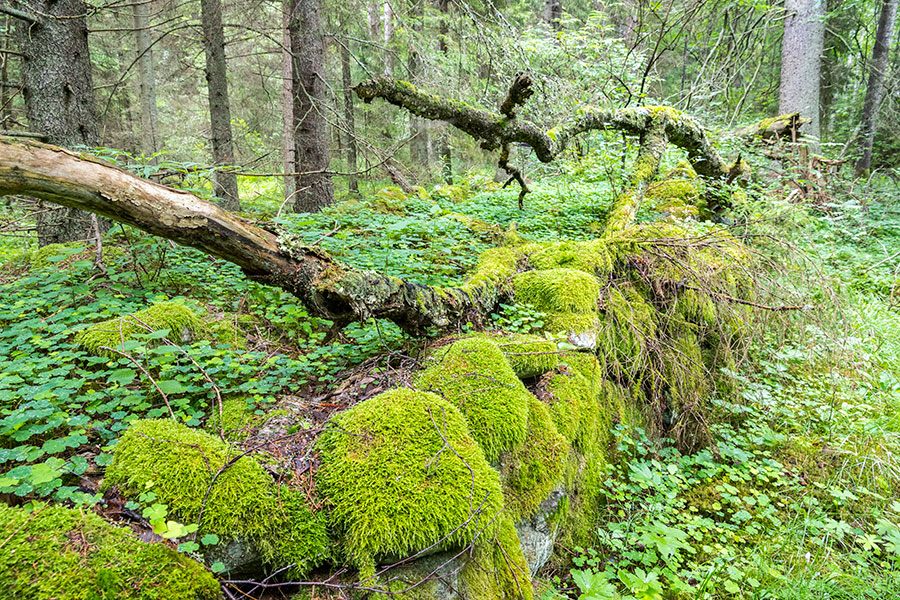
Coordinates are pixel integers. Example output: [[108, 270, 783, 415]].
[[315, 388, 505, 569], [460, 515, 534, 600], [76, 301, 205, 356], [0, 503, 221, 600], [104, 419, 330, 576], [500, 396, 568, 522], [206, 397, 270, 441], [522, 240, 613, 277], [415, 338, 530, 462], [370, 186, 409, 214]]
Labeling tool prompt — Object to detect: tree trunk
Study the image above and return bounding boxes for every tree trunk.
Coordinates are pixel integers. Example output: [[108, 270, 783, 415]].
[[382, 0, 394, 77], [281, 0, 296, 205], [856, 0, 899, 176], [16, 0, 102, 246], [778, 0, 826, 145], [436, 0, 452, 183], [0, 16, 11, 129], [200, 0, 240, 210], [340, 41, 359, 194], [290, 0, 334, 212], [407, 0, 429, 167], [544, 0, 562, 29], [132, 0, 161, 164]]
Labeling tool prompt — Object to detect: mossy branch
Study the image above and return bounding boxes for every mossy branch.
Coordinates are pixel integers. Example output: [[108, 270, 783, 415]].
[[354, 77, 745, 215]]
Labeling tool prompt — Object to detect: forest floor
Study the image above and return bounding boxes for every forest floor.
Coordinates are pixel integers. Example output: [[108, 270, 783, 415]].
[[1, 146, 900, 599]]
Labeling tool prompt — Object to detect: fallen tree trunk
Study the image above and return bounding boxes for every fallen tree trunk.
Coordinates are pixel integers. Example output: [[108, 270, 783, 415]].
[[0, 139, 499, 334], [0, 80, 742, 335]]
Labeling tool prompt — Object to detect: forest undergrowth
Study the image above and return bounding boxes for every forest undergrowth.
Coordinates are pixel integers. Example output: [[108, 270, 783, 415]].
[[1, 141, 899, 599]]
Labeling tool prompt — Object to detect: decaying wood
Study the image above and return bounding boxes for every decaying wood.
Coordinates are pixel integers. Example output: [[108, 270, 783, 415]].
[[733, 113, 804, 142], [0, 138, 498, 334]]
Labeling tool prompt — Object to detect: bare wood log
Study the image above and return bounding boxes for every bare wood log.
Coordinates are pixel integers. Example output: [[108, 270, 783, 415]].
[[0, 138, 501, 334]]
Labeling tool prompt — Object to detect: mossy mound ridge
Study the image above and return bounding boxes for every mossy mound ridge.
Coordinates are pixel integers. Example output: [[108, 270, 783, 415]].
[[103, 418, 330, 578], [461, 210, 754, 450], [0, 502, 221, 600]]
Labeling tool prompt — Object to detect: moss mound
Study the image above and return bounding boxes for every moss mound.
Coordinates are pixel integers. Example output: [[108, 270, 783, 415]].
[[29, 241, 125, 270], [500, 396, 568, 522], [461, 332, 559, 379], [315, 388, 505, 568], [0, 503, 221, 600], [512, 268, 599, 314], [415, 338, 530, 462], [104, 419, 329, 576], [76, 301, 205, 355], [522, 240, 613, 276], [206, 397, 267, 441]]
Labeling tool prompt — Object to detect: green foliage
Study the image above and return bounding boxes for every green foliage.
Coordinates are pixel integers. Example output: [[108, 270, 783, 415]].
[[415, 338, 530, 462], [0, 502, 221, 599], [315, 388, 504, 568]]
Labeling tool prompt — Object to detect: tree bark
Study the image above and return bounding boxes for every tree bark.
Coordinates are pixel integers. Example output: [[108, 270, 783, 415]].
[[132, 0, 161, 164], [856, 0, 899, 176], [778, 0, 826, 144], [340, 40, 359, 194], [382, 0, 394, 77], [436, 0, 452, 184], [200, 0, 241, 210], [281, 0, 296, 205], [16, 0, 103, 246], [289, 0, 334, 213], [544, 0, 562, 30]]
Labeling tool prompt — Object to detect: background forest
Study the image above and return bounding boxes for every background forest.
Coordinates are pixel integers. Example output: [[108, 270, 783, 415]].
[[2, 0, 900, 599]]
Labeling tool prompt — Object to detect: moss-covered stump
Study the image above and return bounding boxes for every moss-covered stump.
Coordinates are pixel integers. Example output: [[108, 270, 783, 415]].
[[103, 419, 330, 577], [76, 301, 206, 355], [0, 503, 221, 600]]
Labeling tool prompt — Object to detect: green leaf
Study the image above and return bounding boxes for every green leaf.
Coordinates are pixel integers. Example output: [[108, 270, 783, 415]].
[[200, 533, 220, 546], [210, 561, 226, 574], [109, 369, 137, 386], [156, 380, 186, 394]]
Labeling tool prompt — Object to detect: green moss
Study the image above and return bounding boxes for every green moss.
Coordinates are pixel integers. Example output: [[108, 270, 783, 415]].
[[512, 268, 600, 314], [464, 246, 521, 291], [542, 312, 599, 336], [462, 332, 559, 378], [104, 419, 329, 576], [460, 515, 533, 600], [415, 338, 530, 462], [596, 286, 657, 376], [76, 301, 205, 356], [0, 503, 220, 600], [430, 183, 468, 203], [370, 186, 409, 214], [29, 241, 125, 270], [522, 240, 613, 277], [316, 388, 505, 567], [500, 396, 569, 522], [645, 179, 701, 219]]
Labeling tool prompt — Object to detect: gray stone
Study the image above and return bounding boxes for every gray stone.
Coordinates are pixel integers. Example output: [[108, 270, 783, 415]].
[[203, 537, 262, 576], [515, 486, 566, 574]]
